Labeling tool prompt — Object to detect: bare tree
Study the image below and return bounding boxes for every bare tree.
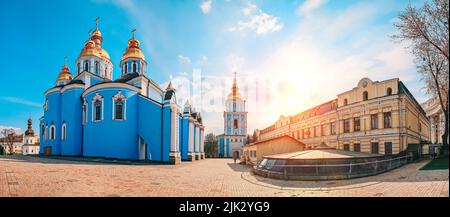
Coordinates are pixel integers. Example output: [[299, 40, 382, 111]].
[[393, 0, 449, 149], [1, 128, 17, 155]]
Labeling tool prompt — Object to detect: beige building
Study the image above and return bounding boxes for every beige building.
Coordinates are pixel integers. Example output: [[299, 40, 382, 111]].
[[258, 78, 430, 156], [421, 97, 447, 145], [242, 135, 305, 165]]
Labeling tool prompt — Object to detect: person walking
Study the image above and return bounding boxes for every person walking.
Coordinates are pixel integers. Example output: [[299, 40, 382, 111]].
[[233, 152, 237, 164]]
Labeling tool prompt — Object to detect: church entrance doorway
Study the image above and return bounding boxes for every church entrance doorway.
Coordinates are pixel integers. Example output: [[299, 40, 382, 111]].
[[233, 151, 239, 159]]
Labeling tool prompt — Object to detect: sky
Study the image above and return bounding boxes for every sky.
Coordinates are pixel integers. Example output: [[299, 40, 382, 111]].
[[0, 0, 430, 136]]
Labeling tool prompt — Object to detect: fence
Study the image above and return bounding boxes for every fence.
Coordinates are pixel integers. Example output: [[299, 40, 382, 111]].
[[254, 154, 413, 180]]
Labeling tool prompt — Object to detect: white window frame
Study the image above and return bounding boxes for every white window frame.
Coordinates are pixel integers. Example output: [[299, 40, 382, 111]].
[[112, 91, 127, 121], [61, 123, 67, 141], [82, 101, 88, 125], [91, 93, 104, 122], [50, 125, 56, 140]]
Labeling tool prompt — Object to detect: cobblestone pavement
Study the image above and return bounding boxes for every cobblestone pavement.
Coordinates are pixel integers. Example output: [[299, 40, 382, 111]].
[[0, 156, 448, 197]]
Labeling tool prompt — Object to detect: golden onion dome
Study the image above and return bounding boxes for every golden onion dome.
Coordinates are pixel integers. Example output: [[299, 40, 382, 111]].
[[56, 64, 73, 81], [121, 37, 145, 61], [78, 39, 111, 62]]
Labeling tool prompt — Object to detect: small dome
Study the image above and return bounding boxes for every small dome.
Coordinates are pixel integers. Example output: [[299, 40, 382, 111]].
[[78, 27, 111, 63], [122, 37, 145, 61], [56, 64, 73, 82]]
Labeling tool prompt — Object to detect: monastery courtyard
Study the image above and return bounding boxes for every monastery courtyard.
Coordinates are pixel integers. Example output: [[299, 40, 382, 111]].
[[0, 156, 448, 197]]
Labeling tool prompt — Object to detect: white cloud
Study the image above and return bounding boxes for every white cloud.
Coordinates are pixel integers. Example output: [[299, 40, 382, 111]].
[[0, 126, 22, 134], [177, 55, 191, 64], [242, 3, 257, 16], [0, 97, 41, 108], [297, 0, 327, 16], [201, 55, 208, 64], [228, 4, 283, 34], [200, 0, 212, 14]]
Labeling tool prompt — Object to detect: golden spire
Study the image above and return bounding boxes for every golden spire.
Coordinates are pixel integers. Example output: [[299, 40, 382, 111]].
[[227, 72, 242, 100], [56, 57, 73, 82], [121, 28, 145, 61]]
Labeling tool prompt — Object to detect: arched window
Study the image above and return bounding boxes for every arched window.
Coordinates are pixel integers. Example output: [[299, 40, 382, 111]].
[[132, 61, 137, 73], [105, 66, 108, 78], [84, 60, 89, 72], [234, 119, 238, 129], [363, 91, 368, 101], [124, 63, 128, 74], [77, 63, 81, 75], [95, 61, 100, 75], [343, 99, 348, 106], [92, 93, 104, 122], [61, 123, 66, 141], [50, 125, 56, 140], [386, 87, 392, 96], [44, 125, 48, 140], [82, 102, 87, 124], [112, 91, 127, 120]]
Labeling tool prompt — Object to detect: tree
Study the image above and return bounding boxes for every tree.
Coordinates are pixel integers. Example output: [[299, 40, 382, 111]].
[[1, 128, 17, 155], [204, 133, 218, 158], [393, 0, 449, 149]]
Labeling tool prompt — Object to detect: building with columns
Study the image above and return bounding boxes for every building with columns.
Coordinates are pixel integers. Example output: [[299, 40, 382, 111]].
[[421, 97, 447, 145], [218, 73, 248, 158], [257, 78, 430, 156], [39, 20, 205, 164]]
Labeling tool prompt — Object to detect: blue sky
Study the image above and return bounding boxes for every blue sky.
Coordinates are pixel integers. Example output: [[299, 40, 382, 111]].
[[0, 0, 429, 135]]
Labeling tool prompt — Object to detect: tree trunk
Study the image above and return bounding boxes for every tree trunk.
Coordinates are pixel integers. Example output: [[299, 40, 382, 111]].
[[442, 111, 449, 155]]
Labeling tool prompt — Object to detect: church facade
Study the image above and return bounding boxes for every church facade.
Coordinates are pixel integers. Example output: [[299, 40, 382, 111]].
[[39, 22, 205, 164], [218, 74, 248, 158]]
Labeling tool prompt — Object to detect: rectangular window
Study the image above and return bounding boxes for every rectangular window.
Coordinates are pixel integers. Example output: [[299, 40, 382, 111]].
[[384, 142, 392, 155], [95, 101, 102, 121], [354, 117, 360, 131], [115, 102, 123, 120], [353, 143, 361, 152], [343, 144, 349, 151], [371, 114, 378, 129], [383, 112, 392, 128], [344, 119, 350, 133], [371, 142, 379, 154], [331, 122, 336, 135], [320, 125, 324, 136]]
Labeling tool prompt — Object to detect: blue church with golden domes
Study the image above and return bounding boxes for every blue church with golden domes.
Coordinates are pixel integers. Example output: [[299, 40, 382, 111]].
[[39, 20, 205, 164]]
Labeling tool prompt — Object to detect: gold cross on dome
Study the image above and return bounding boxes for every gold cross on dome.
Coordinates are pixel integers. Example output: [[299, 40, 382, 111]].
[[131, 28, 136, 38], [94, 16, 99, 29]]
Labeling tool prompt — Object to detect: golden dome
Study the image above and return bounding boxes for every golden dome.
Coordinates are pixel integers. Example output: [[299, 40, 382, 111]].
[[78, 40, 111, 62], [121, 37, 145, 61], [227, 72, 243, 100], [56, 64, 73, 81]]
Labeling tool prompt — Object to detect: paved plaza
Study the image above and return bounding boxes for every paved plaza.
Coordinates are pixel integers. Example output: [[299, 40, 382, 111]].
[[0, 155, 448, 197]]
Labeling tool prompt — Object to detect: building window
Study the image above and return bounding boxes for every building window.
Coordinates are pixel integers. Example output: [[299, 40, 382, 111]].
[[383, 112, 392, 128], [371, 142, 379, 154], [320, 125, 324, 136], [384, 142, 392, 155], [363, 91, 368, 101], [343, 99, 348, 106], [344, 119, 350, 133], [371, 114, 378, 129], [302, 129, 305, 138], [84, 60, 89, 72], [44, 126, 48, 140], [353, 143, 361, 152], [77, 63, 81, 74], [132, 61, 137, 73], [343, 144, 349, 151], [354, 117, 360, 131], [94, 100, 102, 121], [233, 102, 236, 112], [234, 119, 238, 129], [50, 125, 56, 140], [331, 122, 336, 135], [124, 63, 128, 74], [418, 122, 422, 133], [92, 93, 104, 122], [82, 102, 87, 124], [61, 123, 66, 141], [313, 127, 317, 137], [386, 87, 392, 96], [112, 91, 127, 120], [95, 61, 100, 75]]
